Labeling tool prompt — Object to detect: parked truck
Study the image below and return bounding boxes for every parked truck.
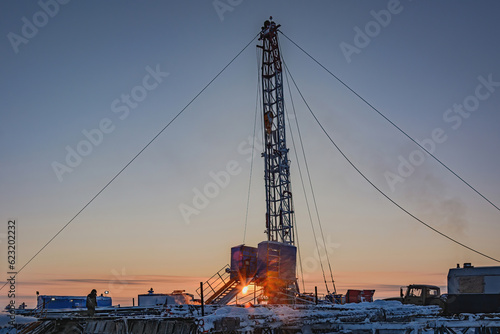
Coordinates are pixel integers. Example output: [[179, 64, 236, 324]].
[[385, 284, 444, 308]]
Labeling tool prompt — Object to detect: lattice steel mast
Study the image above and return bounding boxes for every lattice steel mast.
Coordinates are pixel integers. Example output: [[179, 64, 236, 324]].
[[259, 18, 295, 246], [198, 19, 299, 305]]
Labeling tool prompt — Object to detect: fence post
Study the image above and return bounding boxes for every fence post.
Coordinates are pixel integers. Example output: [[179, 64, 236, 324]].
[[200, 281, 205, 316]]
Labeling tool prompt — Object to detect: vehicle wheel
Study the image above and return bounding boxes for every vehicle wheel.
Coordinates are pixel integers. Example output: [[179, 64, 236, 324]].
[[429, 299, 445, 311]]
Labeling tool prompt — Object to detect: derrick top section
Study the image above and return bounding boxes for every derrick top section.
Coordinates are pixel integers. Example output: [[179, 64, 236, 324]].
[[258, 17, 283, 74], [259, 17, 281, 41]]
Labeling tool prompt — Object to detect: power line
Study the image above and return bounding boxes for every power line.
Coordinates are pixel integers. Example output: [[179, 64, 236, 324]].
[[279, 31, 500, 214], [284, 63, 500, 264], [294, 212, 307, 293], [283, 60, 337, 294], [0, 33, 260, 292], [283, 61, 331, 295], [243, 47, 262, 244]]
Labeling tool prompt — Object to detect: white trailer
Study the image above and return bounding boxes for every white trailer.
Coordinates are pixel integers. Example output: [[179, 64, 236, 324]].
[[447, 263, 500, 313]]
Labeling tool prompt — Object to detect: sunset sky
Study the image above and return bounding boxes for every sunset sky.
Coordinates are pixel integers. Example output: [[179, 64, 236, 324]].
[[1, 1, 499, 307]]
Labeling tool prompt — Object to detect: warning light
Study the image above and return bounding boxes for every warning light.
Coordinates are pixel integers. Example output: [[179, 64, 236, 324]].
[[242, 286, 249, 294]]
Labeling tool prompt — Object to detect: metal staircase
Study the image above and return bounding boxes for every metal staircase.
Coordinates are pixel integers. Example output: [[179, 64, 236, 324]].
[[206, 278, 240, 305], [197, 264, 258, 305], [196, 265, 239, 305]]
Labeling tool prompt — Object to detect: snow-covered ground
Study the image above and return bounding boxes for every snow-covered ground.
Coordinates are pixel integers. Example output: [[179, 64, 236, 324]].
[[0, 312, 38, 334], [1, 302, 499, 333], [201, 300, 442, 331]]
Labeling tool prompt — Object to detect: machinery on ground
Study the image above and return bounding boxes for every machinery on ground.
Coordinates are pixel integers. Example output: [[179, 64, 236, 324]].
[[385, 284, 444, 308], [386, 264, 500, 314]]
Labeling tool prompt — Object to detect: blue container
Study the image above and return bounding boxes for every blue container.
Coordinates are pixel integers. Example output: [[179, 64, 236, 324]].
[[256, 241, 296, 282], [230, 244, 258, 280], [37, 295, 112, 309]]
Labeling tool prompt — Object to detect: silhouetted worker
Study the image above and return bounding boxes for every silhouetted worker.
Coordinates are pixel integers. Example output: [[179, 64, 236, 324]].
[[86, 289, 97, 316]]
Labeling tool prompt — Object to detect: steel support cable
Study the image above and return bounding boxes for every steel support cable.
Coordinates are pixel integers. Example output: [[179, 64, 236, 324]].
[[282, 64, 330, 294], [243, 47, 262, 244], [284, 114, 315, 294], [283, 61, 337, 294], [285, 109, 327, 294], [284, 65, 500, 264], [0, 33, 261, 292], [285, 123, 307, 293], [286, 167, 306, 292], [278, 111, 307, 292], [285, 178, 306, 293], [279, 31, 500, 214], [294, 219, 306, 293]]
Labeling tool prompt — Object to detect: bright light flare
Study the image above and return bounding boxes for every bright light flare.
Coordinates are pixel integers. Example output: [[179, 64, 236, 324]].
[[242, 286, 249, 294]]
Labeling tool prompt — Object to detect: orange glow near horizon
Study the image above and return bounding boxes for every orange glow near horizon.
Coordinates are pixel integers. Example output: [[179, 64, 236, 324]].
[[0, 269, 450, 310]]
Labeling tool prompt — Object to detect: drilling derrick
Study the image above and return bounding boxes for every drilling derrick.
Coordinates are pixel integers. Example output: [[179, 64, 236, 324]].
[[254, 18, 298, 303], [259, 18, 295, 246], [199, 18, 298, 305]]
